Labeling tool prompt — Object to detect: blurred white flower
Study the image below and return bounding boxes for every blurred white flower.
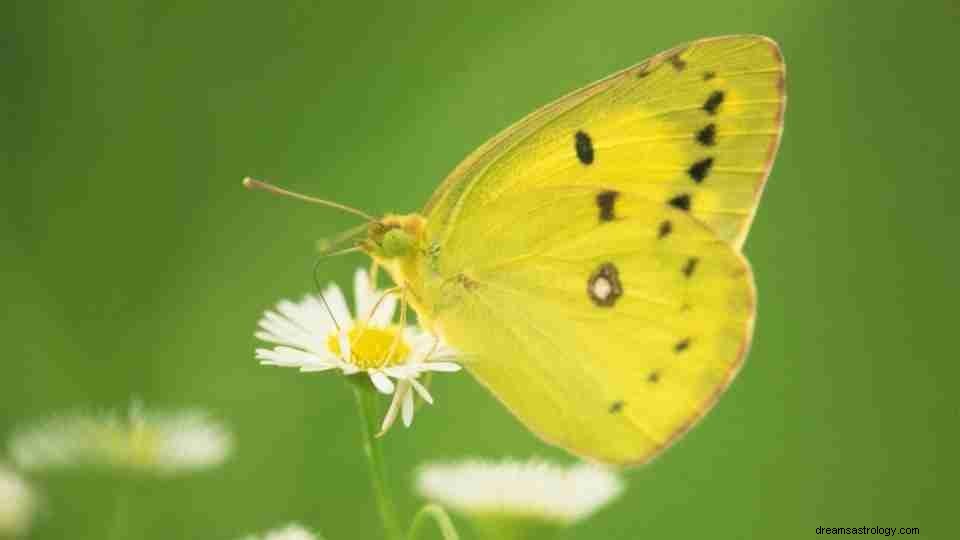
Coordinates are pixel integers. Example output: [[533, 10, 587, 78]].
[[416, 459, 623, 525], [254, 268, 460, 433], [8, 402, 232, 475], [239, 523, 317, 540], [0, 465, 37, 537]]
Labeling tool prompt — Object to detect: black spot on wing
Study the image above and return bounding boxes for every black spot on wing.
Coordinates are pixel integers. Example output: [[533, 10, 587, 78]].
[[574, 131, 595, 165], [658, 220, 672, 238], [703, 71, 716, 81], [648, 371, 661, 383], [596, 190, 619, 222], [668, 55, 687, 71], [703, 91, 724, 115], [609, 400, 624, 413], [668, 194, 691, 211], [696, 124, 717, 146], [688, 157, 714, 183], [587, 262, 623, 307], [682, 257, 699, 278], [674, 338, 691, 352]]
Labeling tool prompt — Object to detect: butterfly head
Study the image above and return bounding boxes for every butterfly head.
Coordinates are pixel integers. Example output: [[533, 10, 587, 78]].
[[362, 214, 427, 261], [363, 214, 431, 315]]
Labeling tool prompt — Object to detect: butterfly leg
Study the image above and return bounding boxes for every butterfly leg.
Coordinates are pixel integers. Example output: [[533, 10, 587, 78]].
[[363, 286, 401, 327], [425, 334, 440, 361]]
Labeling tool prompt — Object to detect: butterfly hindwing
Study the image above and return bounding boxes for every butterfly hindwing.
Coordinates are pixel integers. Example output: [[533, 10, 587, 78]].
[[424, 188, 754, 465]]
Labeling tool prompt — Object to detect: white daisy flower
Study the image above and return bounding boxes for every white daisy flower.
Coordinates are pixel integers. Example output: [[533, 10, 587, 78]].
[[254, 268, 460, 433], [8, 402, 232, 475], [0, 465, 37, 537], [416, 459, 624, 525], [238, 523, 318, 540]]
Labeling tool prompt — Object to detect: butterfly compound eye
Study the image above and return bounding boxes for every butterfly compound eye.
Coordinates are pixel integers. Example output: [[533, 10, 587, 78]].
[[381, 228, 414, 258]]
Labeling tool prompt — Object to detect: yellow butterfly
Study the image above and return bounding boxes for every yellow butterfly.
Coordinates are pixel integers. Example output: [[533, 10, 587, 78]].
[[249, 35, 785, 466]]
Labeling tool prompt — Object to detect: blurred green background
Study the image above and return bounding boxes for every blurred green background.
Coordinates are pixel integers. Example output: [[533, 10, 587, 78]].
[[3, 1, 957, 538]]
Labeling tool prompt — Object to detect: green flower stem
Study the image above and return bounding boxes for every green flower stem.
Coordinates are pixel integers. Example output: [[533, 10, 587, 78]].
[[351, 377, 403, 540], [471, 517, 562, 540], [407, 504, 461, 540], [107, 480, 132, 540]]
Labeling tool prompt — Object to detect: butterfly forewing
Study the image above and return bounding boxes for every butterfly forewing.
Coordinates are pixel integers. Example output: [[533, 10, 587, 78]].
[[426, 35, 785, 250]]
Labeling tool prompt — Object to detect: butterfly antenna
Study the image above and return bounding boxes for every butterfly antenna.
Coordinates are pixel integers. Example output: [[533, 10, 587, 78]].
[[243, 177, 376, 222], [316, 222, 369, 256], [323, 246, 363, 257], [312, 257, 342, 332]]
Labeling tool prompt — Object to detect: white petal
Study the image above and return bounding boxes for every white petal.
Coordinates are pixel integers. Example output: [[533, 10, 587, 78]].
[[409, 378, 433, 405], [354, 268, 397, 327], [254, 330, 286, 344], [402, 389, 415, 427], [322, 284, 352, 326], [413, 460, 624, 524], [277, 297, 333, 338], [354, 268, 375, 320], [404, 329, 460, 363], [298, 363, 338, 372], [379, 388, 403, 434], [427, 355, 463, 365], [0, 465, 35, 534], [9, 407, 233, 476], [404, 327, 435, 356], [421, 361, 461, 373], [257, 311, 326, 352], [253, 347, 279, 361], [383, 365, 417, 379], [297, 296, 338, 336], [368, 293, 397, 327], [433, 343, 460, 358], [338, 331, 352, 362], [255, 347, 325, 368], [258, 312, 321, 351], [246, 524, 317, 540], [369, 371, 395, 394]]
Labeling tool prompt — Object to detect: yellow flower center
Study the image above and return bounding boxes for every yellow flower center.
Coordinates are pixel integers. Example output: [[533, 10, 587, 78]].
[[327, 325, 411, 369], [97, 420, 160, 470], [126, 421, 160, 467]]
